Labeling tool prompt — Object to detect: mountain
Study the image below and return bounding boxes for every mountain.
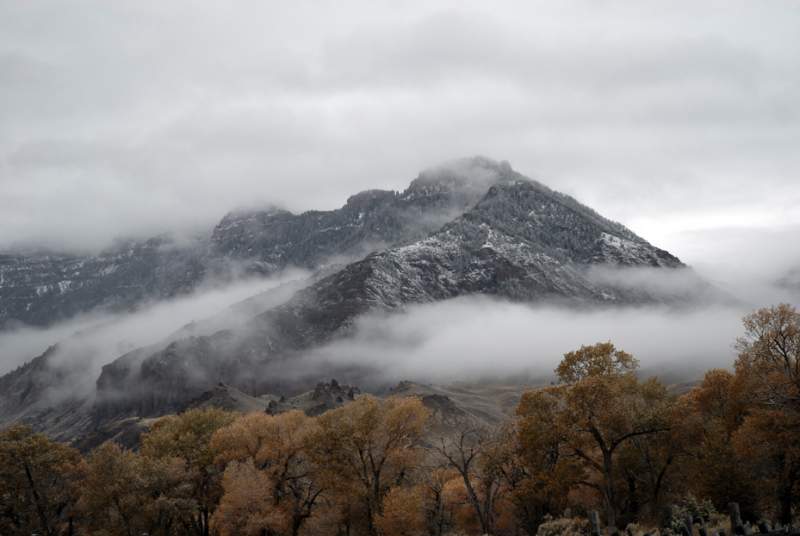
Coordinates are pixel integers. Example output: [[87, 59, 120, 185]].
[[0, 237, 208, 330], [0, 345, 96, 443], [0, 159, 497, 330], [0, 157, 690, 443], [93, 162, 683, 419], [80, 379, 531, 450], [209, 159, 500, 268]]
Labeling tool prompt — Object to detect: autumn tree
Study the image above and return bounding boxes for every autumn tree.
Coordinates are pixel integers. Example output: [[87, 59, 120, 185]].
[[308, 396, 430, 536], [417, 467, 460, 536], [212, 461, 290, 536], [513, 397, 582, 535], [78, 442, 185, 536], [211, 411, 322, 536], [431, 428, 505, 535], [671, 369, 756, 517], [440, 474, 482, 534], [303, 482, 364, 536], [733, 408, 800, 524], [611, 378, 689, 521], [375, 485, 427, 536], [555, 342, 639, 383], [0, 425, 82, 536], [517, 342, 673, 529], [732, 304, 800, 523], [140, 407, 235, 536], [735, 303, 800, 412]]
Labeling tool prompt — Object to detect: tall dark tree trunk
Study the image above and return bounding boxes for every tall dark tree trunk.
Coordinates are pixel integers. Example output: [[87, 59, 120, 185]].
[[462, 473, 491, 535], [778, 481, 793, 525], [366, 498, 377, 536], [602, 451, 617, 529], [626, 473, 639, 520], [23, 462, 53, 536]]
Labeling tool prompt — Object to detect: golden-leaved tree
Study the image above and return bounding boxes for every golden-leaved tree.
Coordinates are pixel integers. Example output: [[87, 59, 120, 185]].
[[0, 425, 82, 536], [670, 369, 756, 516], [430, 427, 506, 536], [517, 342, 673, 529], [307, 395, 430, 536], [210, 410, 321, 536], [140, 407, 235, 536], [78, 442, 186, 536], [733, 304, 800, 524], [514, 390, 585, 534], [375, 485, 427, 536]]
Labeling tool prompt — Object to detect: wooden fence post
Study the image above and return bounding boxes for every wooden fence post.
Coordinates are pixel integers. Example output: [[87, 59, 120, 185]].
[[662, 505, 675, 530], [589, 510, 602, 536], [684, 513, 694, 536], [729, 503, 745, 536]]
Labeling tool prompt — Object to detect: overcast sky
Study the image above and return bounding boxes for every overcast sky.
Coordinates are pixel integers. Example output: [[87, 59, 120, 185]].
[[1, 1, 799, 263]]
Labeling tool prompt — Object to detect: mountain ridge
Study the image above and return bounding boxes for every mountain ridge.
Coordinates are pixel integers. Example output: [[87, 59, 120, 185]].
[[93, 166, 685, 420], [0, 157, 692, 443], [0, 157, 506, 330]]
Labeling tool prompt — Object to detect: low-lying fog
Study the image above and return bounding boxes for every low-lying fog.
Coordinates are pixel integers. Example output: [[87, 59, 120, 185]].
[[0, 270, 309, 376], [0, 226, 798, 391], [299, 299, 746, 388]]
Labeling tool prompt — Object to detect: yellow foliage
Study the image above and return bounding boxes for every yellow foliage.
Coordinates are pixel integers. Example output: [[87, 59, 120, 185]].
[[0, 425, 83, 536], [211, 410, 321, 536], [212, 460, 290, 536], [309, 395, 430, 536], [555, 342, 638, 384], [375, 485, 427, 536]]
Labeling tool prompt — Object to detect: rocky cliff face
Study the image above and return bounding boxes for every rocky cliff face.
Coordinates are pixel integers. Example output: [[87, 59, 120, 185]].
[[0, 345, 96, 443], [0, 159, 499, 330], [0, 237, 208, 329]]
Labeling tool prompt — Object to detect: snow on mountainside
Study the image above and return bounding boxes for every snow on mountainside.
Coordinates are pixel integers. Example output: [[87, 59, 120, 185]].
[[93, 163, 685, 420], [210, 160, 499, 267], [0, 157, 693, 443], [0, 159, 498, 330], [0, 237, 208, 330]]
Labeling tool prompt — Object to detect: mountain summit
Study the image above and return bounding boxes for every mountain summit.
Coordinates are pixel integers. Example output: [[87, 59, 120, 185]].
[[0, 157, 508, 330]]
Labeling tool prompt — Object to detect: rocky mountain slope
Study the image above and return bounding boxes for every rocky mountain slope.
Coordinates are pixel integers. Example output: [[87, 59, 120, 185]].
[[84, 379, 530, 449], [94, 163, 683, 419], [189, 379, 532, 439], [0, 237, 208, 329], [0, 159, 497, 329], [0, 157, 690, 443]]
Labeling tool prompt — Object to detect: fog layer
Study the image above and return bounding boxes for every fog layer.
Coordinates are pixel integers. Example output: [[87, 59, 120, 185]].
[[277, 255, 800, 388], [0, 270, 308, 376], [1, 226, 798, 392], [301, 298, 748, 385]]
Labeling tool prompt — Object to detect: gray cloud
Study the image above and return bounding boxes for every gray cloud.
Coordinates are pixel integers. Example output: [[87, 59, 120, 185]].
[[296, 298, 748, 386], [284, 257, 800, 387], [2, 237, 797, 404], [0, 0, 798, 255], [0, 269, 308, 377]]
